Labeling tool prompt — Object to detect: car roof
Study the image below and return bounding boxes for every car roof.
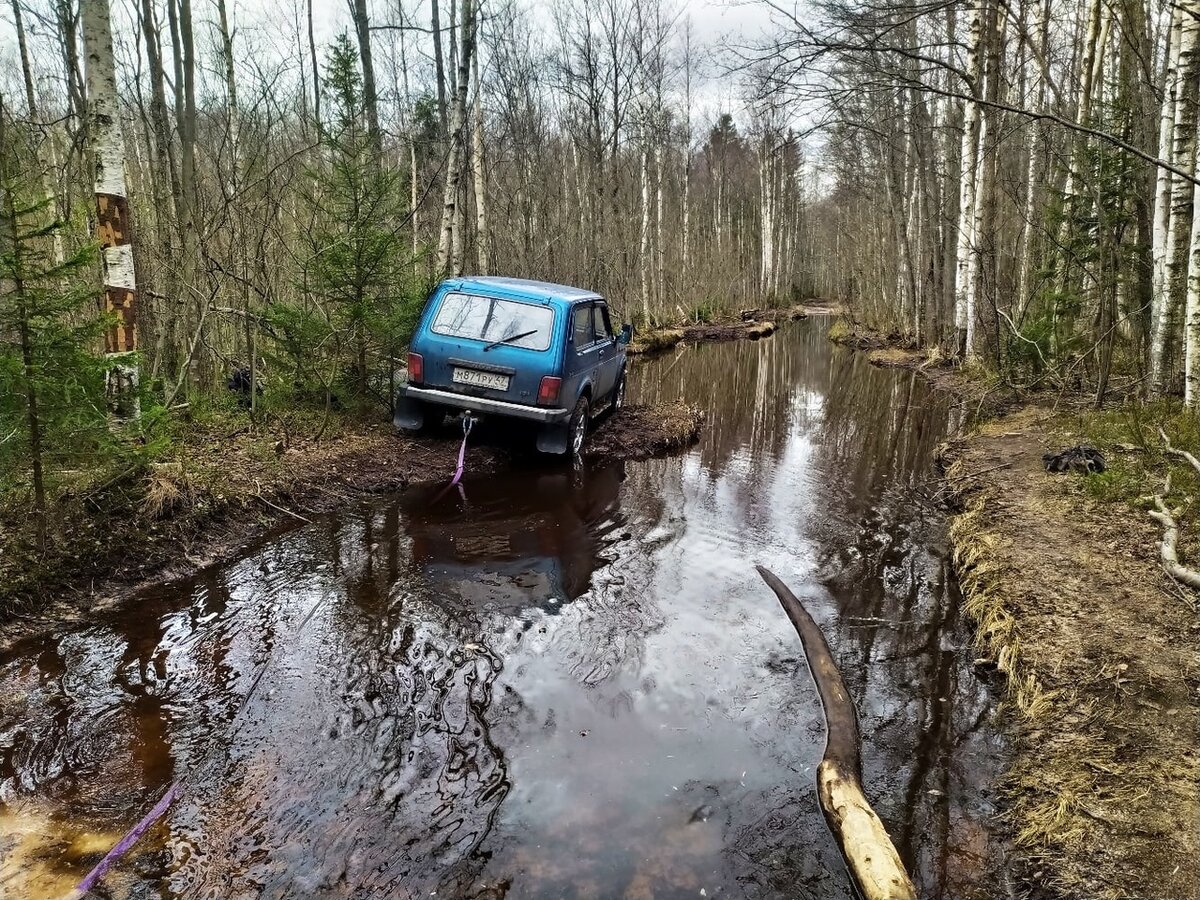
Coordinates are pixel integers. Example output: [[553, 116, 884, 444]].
[[443, 276, 601, 305]]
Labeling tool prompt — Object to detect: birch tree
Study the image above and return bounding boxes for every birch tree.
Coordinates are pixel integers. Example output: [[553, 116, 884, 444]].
[[82, 0, 139, 411], [436, 0, 476, 275]]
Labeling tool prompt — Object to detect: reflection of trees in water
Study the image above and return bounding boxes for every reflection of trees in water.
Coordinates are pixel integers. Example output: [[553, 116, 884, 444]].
[[633, 328, 831, 477], [803, 342, 1000, 897]]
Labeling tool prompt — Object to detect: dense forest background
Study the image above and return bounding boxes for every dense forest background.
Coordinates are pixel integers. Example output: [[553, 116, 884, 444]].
[[4, 0, 1200, 521]]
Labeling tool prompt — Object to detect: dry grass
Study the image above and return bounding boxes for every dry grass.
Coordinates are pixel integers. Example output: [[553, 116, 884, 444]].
[[943, 408, 1200, 900], [140, 461, 197, 520], [628, 328, 685, 355]]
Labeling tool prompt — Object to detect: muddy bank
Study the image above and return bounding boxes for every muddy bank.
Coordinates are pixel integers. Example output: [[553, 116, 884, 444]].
[[831, 320, 1011, 412], [0, 401, 702, 635], [583, 401, 703, 460], [941, 408, 1200, 900], [629, 319, 778, 355], [627, 302, 834, 356]]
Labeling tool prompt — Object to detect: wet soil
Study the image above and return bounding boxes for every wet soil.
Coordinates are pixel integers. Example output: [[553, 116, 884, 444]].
[[1, 320, 1008, 899], [942, 408, 1200, 900], [625, 302, 837, 357], [0, 402, 701, 633], [832, 322, 1011, 415]]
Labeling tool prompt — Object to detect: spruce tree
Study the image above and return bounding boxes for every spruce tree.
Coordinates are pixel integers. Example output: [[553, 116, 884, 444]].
[[0, 96, 110, 540], [289, 32, 422, 417]]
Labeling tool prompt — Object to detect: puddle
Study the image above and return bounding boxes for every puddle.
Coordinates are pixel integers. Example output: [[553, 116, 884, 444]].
[[0, 320, 1004, 898]]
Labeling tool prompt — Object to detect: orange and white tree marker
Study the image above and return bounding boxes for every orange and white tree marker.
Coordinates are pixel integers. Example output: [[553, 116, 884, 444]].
[[82, 0, 139, 409]]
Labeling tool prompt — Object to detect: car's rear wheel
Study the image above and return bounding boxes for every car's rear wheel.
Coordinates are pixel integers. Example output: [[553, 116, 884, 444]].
[[569, 396, 590, 456]]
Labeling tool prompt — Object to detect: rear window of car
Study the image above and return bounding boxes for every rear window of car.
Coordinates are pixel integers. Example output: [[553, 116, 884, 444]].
[[430, 292, 554, 351]]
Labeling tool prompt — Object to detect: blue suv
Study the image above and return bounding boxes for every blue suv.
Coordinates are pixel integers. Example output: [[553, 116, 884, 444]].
[[394, 277, 632, 454]]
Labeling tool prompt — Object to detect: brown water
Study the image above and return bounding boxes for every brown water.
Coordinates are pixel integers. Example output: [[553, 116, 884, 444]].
[[0, 320, 1006, 899]]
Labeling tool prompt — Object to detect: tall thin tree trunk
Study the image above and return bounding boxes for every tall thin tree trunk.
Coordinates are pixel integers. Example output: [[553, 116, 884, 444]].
[[640, 145, 652, 320], [12, 0, 64, 266], [436, 0, 475, 275], [431, 0, 448, 134], [83, 0, 140, 412], [1151, 0, 1199, 393], [954, 0, 983, 354], [351, 0, 383, 165], [471, 44, 489, 274], [216, 0, 238, 152], [655, 134, 665, 304], [1185, 139, 1200, 406], [308, 0, 321, 129]]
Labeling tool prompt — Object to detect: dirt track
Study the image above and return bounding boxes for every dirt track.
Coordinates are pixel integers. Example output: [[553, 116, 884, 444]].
[[943, 408, 1200, 900]]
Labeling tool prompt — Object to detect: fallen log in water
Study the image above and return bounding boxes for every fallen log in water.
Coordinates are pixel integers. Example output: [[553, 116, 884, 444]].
[[756, 565, 917, 900]]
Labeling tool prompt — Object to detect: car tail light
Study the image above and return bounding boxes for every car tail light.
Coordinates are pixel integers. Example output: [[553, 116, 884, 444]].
[[407, 351, 423, 384], [537, 376, 561, 406]]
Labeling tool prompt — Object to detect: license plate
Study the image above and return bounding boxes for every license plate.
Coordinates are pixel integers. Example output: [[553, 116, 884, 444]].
[[452, 367, 510, 391]]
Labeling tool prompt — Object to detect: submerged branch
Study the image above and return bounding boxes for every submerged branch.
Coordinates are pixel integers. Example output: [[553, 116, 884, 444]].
[[756, 565, 917, 900]]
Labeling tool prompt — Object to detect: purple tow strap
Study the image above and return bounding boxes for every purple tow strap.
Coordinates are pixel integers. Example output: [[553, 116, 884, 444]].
[[431, 416, 474, 504], [76, 780, 180, 894], [450, 420, 470, 486]]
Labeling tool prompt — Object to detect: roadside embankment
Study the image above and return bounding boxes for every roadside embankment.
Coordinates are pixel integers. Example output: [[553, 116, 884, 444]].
[[942, 408, 1200, 900], [628, 301, 836, 356], [832, 316, 1200, 897], [0, 401, 703, 634], [828, 319, 1008, 412]]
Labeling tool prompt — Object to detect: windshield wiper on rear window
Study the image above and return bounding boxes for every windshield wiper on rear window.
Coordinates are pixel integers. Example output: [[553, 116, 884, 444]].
[[483, 329, 538, 351]]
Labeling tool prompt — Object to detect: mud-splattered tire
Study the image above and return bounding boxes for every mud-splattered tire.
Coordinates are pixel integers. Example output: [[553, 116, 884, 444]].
[[569, 397, 590, 456]]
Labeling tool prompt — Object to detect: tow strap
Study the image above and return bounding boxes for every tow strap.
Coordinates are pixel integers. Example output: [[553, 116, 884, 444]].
[[430, 414, 475, 505], [71, 782, 180, 897], [450, 414, 474, 487]]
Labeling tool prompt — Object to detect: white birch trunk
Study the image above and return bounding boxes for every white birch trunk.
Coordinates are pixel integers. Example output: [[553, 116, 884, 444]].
[[953, 1, 983, 351], [1185, 143, 1200, 406], [760, 146, 775, 295], [471, 48, 489, 274], [655, 137, 665, 304], [436, 0, 475, 275], [82, 0, 139, 408], [640, 146, 652, 322], [1154, 0, 1200, 393], [1150, 5, 1181, 312]]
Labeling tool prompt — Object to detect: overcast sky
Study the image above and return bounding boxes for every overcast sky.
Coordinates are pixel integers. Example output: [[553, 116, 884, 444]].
[[0, 0, 789, 126]]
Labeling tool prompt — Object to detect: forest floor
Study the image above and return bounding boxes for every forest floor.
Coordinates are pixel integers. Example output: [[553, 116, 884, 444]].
[[837, 319, 1200, 900], [628, 301, 840, 355], [0, 400, 702, 646]]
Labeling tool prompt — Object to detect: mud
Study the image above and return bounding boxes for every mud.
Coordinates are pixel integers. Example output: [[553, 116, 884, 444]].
[[942, 408, 1200, 900], [628, 314, 789, 356], [832, 322, 1010, 415], [0, 321, 1009, 899], [0, 402, 701, 634]]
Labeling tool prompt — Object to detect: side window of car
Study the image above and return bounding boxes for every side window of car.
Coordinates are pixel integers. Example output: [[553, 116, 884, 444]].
[[572, 304, 594, 350], [593, 303, 613, 342]]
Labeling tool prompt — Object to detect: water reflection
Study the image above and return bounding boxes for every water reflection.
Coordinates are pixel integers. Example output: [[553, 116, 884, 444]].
[[0, 319, 1003, 899]]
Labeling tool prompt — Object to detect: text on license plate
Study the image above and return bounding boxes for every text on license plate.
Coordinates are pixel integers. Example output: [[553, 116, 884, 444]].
[[452, 367, 510, 391]]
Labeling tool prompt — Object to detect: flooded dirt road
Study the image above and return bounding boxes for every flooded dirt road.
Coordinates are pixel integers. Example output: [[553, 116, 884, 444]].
[[1, 320, 1005, 899]]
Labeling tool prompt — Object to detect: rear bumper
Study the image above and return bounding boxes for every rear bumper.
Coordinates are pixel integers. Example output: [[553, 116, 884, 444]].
[[401, 384, 571, 423]]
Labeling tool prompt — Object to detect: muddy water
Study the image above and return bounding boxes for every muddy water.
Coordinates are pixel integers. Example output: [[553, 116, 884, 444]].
[[0, 320, 1005, 900]]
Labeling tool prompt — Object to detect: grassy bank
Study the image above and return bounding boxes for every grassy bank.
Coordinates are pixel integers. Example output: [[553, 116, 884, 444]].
[[832, 317, 1200, 897], [943, 408, 1199, 900]]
